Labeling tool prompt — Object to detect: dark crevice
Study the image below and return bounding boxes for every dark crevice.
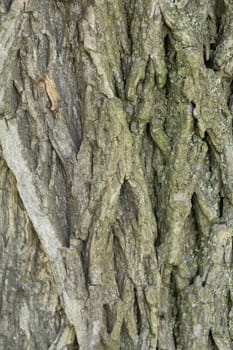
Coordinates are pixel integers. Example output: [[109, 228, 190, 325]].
[[208, 329, 219, 350], [145, 57, 154, 82], [188, 271, 199, 287], [46, 139, 71, 247], [227, 290, 232, 325], [191, 102, 199, 137], [12, 81, 21, 114], [75, 22, 81, 49], [165, 74, 171, 99], [227, 288, 232, 308], [154, 164, 166, 250], [190, 193, 206, 280], [164, 33, 175, 99], [173, 328, 178, 349], [16, 49, 25, 90], [204, 47, 215, 69], [120, 54, 128, 92], [201, 270, 208, 287], [219, 196, 224, 218], [119, 180, 139, 225], [145, 122, 150, 139], [80, 239, 89, 289], [171, 277, 179, 348], [227, 80, 233, 111], [205, 0, 225, 71], [66, 195, 76, 248], [103, 303, 114, 334], [42, 33, 50, 70], [154, 206, 161, 253], [124, 2, 133, 57], [134, 287, 141, 335], [135, 58, 152, 99], [164, 34, 170, 54], [73, 335, 79, 350], [210, 42, 217, 51], [204, 34, 218, 70], [203, 132, 216, 174], [113, 234, 126, 298], [231, 237, 233, 268], [113, 76, 122, 99], [3, 0, 13, 12], [215, 0, 226, 35], [170, 269, 180, 348], [191, 194, 202, 249], [164, 33, 176, 65]]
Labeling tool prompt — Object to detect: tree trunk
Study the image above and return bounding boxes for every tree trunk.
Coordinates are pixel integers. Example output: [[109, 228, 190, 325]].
[[0, 0, 233, 349]]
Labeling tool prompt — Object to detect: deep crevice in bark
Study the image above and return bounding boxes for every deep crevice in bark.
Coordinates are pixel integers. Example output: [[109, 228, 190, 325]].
[[113, 234, 126, 298], [104, 303, 114, 334], [73, 337, 80, 350], [215, 0, 226, 34], [134, 287, 141, 336], [2, 0, 13, 12], [208, 329, 219, 350]]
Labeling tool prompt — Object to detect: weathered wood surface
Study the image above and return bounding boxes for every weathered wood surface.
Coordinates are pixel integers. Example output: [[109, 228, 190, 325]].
[[0, 0, 233, 349]]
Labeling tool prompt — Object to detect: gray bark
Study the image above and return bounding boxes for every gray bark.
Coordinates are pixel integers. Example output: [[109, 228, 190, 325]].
[[0, 0, 233, 349]]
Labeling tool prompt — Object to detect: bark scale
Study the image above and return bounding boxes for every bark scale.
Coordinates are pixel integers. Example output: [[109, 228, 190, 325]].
[[0, 0, 233, 349]]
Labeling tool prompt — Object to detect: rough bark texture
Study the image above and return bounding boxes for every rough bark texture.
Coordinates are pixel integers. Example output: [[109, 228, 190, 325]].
[[1, 0, 233, 349]]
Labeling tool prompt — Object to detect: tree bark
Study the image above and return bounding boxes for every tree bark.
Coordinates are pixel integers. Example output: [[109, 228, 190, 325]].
[[0, 0, 233, 349]]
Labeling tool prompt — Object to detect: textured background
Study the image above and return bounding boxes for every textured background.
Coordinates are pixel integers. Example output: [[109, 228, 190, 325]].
[[0, 0, 233, 349]]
